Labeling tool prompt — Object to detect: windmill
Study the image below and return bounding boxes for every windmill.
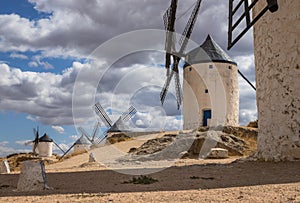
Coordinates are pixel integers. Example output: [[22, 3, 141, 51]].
[[77, 121, 100, 144], [94, 102, 137, 143], [25, 127, 65, 156], [160, 0, 203, 109], [60, 103, 137, 159]]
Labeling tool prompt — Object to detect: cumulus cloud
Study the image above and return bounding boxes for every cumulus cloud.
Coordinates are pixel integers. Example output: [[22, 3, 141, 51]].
[[9, 52, 28, 59], [0, 141, 31, 157], [0, 0, 257, 129], [0, 0, 252, 58], [52, 125, 65, 134]]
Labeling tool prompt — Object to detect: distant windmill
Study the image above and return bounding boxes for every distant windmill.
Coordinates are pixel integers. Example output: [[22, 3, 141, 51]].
[[25, 127, 65, 156], [60, 103, 137, 159], [77, 121, 100, 144], [160, 0, 203, 109], [94, 102, 137, 143]]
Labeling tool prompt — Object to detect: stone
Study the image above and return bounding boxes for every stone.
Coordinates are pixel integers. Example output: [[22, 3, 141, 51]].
[[17, 160, 50, 191], [89, 152, 97, 163], [0, 160, 10, 174], [207, 148, 228, 159]]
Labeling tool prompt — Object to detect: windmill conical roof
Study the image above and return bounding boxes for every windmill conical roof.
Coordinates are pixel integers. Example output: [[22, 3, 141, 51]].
[[39, 133, 53, 142], [75, 135, 92, 145], [185, 35, 236, 66]]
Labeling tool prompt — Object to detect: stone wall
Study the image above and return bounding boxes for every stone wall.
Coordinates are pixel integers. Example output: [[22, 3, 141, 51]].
[[253, 0, 300, 160], [183, 62, 239, 129]]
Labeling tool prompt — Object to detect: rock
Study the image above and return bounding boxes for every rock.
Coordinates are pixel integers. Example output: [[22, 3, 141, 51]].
[[128, 147, 137, 153], [17, 160, 50, 191], [179, 151, 189, 158], [0, 160, 10, 174], [189, 131, 246, 156], [89, 152, 97, 163], [207, 148, 228, 159]]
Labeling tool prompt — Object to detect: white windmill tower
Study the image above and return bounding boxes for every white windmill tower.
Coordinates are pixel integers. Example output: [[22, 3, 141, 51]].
[[183, 35, 239, 129]]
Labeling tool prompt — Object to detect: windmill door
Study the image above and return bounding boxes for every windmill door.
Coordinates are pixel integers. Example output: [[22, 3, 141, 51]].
[[203, 110, 212, 127]]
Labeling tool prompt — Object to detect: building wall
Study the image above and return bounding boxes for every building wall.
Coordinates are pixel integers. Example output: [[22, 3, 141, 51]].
[[37, 142, 53, 157], [183, 62, 239, 130], [253, 0, 300, 160]]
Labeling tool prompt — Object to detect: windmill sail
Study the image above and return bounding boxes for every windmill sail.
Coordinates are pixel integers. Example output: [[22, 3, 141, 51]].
[[77, 127, 92, 143], [94, 102, 113, 127], [32, 127, 39, 154], [121, 106, 137, 122], [94, 103, 137, 144], [228, 0, 278, 50], [77, 121, 100, 144], [91, 121, 100, 142], [160, 0, 203, 109]]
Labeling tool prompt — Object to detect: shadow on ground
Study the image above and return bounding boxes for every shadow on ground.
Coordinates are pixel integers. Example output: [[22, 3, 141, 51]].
[[0, 161, 299, 197]]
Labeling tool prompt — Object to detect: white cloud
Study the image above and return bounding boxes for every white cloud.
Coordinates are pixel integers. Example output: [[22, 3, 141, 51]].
[[0, 141, 9, 146], [28, 61, 38, 67], [0, 141, 31, 157], [52, 125, 65, 134], [9, 52, 28, 59], [26, 115, 37, 121], [0, 0, 257, 129], [69, 135, 79, 141]]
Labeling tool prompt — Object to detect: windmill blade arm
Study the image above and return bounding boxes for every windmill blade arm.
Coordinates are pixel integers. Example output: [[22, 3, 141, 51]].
[[160, 69, 175, 105], [121, 106, 137, 122], [95, 129, 108, 144], [94, 103, 113, 127], [25, 140, 33, 146], [33, 141, 38, 154], [174, 71, 182, 109], [91, 122, 100, 142], [53, 141, 66, 154], [77, 127, 93, 143], [179, 0, 203, 53], [59, 143, 75, 160], [164, 0, 178, 68]]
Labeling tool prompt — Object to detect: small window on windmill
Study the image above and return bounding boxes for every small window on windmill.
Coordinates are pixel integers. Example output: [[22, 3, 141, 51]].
[[189, 67, 192, 71], [209, 65, 213, 69], [228, 66, 232, 70], [205, 89, 208, 94]]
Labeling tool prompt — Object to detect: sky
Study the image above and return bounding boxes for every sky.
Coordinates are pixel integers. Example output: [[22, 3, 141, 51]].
[[0, 0, 257, 157]]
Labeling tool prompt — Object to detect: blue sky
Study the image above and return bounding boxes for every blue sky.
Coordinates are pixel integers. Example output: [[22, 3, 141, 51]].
[[0, 0, 257, 157]]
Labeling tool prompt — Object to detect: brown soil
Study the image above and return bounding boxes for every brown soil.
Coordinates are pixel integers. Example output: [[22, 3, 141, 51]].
[[0, 130, 299, 202]]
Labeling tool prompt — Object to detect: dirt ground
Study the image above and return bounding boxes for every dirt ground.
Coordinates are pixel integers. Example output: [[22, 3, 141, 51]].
[[0, 132, 299, 202]]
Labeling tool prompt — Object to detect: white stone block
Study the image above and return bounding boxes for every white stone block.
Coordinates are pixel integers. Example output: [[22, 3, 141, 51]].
[[17, 160, 49, 191], [0, 160, 10, 174], [207, 148, 228, 159]]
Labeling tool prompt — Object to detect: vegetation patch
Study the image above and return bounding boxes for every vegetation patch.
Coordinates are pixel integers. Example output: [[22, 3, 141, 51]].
[[123, 175, 158, 185]]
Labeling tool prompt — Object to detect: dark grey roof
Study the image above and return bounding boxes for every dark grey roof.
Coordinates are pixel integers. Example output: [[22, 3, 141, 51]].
[[107, 118, 130, 133], [75, 135, 92, 145], [39, 133, 53, 142], [185, 35, 237, 66]]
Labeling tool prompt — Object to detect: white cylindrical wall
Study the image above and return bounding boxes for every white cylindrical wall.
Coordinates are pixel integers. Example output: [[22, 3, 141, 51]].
[[183, 62, 239, 130], [37, 142, 53, 157], [253, 0, 300, 160]]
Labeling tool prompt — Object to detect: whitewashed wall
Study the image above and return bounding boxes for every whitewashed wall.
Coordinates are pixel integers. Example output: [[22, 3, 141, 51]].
[[183, 62, 239, 129], [253, 0, 300, 160]]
